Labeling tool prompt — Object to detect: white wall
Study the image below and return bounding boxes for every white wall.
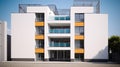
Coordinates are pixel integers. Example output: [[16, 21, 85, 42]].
[[11, 13, 35, 59], [0, 21, 7, 61], [84, 14, 108, 59], [27, 6, 55, 16], [71, 7, 94, 13]]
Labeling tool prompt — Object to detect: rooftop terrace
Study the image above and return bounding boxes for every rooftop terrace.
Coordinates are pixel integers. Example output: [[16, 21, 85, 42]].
[[19, 0, 100, 14]]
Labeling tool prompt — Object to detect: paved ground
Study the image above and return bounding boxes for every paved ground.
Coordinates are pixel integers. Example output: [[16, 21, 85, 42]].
[[0, 61, 120, 67]]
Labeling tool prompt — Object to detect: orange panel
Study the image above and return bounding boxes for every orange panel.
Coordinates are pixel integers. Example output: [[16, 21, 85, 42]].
[[35, 22, 44, 26], [75, 35, 84, 40], [75, 22, 84, 26], [35, 48, 44, 53], [75, 48, 84, 53], [35, 35, 44, 39]]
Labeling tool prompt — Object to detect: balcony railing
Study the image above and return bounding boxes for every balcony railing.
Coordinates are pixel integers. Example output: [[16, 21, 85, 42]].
[[48, 15, 70, 21], [49, 29, 70, 33], [50, 42, 70, 47]]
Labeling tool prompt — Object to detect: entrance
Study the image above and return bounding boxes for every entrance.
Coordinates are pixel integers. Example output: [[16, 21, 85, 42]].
[[49, 50, 70, 61]]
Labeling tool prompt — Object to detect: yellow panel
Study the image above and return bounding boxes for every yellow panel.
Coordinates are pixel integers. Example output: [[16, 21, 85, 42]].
[[35, 35, 44, 39], [75, 22, 84, 26], [35, 22, 44, 26], [75, 48, 84, 53], [75, 35, 84, 40], [35, 48, 44, 53]]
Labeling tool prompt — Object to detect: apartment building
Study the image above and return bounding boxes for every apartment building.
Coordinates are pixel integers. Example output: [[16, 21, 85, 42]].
[[11, 0, 108, 61], [0, 21, 7, 61]]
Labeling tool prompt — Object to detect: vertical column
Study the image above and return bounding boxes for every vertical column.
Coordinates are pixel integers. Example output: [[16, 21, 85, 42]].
[[70, 9, 75, 61], [45, 11, 49, 61]]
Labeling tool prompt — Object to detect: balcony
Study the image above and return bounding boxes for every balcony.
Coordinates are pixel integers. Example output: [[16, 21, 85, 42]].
[[50, 42, 70, 47], [49, 29, 70, 33], [49, 38, 70, 47], [48, 15, 70, 21]]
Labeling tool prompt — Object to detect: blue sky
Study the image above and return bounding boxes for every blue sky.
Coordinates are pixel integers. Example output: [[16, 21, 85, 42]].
[[0, 0, 120, 37]]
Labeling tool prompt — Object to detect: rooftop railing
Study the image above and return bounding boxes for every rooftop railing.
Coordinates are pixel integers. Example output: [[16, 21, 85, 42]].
[[73, 0, 100, 13]]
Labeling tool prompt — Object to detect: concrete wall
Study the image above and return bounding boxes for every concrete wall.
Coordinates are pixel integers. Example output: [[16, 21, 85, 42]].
[[11, 13, 35, 59], [84, 14, 108, 60], [0, 21, 7, 61]]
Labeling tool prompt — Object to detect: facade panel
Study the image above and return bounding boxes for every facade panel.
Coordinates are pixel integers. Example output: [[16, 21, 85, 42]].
[[0, 22, 7, 61], [84, 14, 108, 60], [11, 13, 35, 59]]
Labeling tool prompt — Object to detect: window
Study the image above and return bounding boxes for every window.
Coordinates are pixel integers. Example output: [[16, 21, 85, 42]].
[[36, 13, 44, 22], [75, 54, 84, 61], [36, 40, 44, 48], [36, 27, 44, 34], [75, 13, 84, 22], [36, 53, 44, 60], [75, 27, 84, 35], [75, 40, 84, 48]]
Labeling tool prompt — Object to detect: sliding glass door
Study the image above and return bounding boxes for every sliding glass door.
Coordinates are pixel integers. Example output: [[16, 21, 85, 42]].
[[49, 50, 70, 61]]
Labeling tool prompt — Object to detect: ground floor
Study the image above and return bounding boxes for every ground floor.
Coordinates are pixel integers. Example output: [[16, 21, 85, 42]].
[[36, 50, 84, 61], [0, 61, 119, 67]]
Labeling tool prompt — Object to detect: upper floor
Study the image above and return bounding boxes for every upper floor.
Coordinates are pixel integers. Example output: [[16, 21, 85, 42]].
[[18, 0, 100, 22]]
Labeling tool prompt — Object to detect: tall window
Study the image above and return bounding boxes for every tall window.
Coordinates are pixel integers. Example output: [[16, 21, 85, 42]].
[[36, 13, 44, 22], [75, 40, 84, 48], [36, 53, 44, 60], [36, 40, 44, 48], [36, 27, 44, 35], [75, 26, 84, 35], [75, 13, 84, 22]]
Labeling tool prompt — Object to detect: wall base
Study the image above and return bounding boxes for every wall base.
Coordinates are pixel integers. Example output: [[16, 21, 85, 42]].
[[84, 59, 108, 62], [11, 58, 34, 61]]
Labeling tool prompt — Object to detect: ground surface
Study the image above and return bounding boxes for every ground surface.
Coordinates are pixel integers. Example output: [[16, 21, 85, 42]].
[[0, 61, 120, 67]]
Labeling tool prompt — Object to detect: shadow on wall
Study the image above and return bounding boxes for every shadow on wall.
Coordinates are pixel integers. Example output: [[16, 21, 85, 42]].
[[86, 46, 108, 62], [7, 35, 11, 61]]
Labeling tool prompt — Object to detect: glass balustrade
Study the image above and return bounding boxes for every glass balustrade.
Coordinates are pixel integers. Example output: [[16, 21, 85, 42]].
[[50, 42, 70, 47], [48, 16, 70, 21], [49, 29, 70, 33]]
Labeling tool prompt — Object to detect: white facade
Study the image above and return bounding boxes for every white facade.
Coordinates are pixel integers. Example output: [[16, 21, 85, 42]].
[[11, 14, 35, 59], [0, 21, 7, 61], [11, 4, 108, 61], [84, 14, 108, 60]]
